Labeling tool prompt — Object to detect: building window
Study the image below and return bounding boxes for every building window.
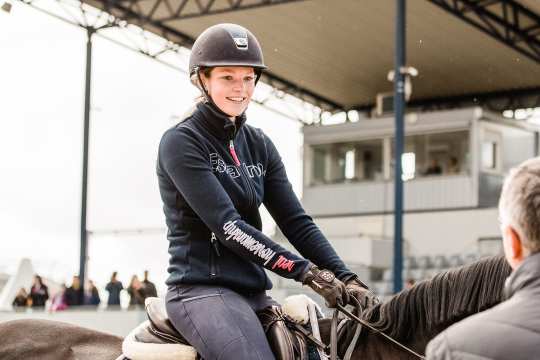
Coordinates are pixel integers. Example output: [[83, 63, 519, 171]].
[[345, 149, 355, 180], [310, 139, 383, 185], [391, 130, 469, 179], [313, 147, 326, 185], [402, 152, 416, 181], [309, 130, 468, 186], [482, 141, 497, 170]]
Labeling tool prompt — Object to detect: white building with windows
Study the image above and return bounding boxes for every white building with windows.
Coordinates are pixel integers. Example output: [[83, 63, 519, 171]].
[[284, 107, 537, 295]]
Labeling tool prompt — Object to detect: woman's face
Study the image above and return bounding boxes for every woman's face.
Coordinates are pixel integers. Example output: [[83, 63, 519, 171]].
[[202, 66, 256, 118]]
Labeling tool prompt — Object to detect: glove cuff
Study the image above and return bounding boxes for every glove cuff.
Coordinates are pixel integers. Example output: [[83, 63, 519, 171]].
[[299, 264, 317, 284]]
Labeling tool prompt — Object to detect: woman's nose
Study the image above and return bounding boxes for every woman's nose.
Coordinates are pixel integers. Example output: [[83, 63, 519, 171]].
[[232, 79, 246, 91]]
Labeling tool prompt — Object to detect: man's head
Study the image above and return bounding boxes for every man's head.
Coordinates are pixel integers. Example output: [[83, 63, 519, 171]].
[[498, 157, 540, 269], [405, 278, 415, 290], [72, 275, 80, 289]]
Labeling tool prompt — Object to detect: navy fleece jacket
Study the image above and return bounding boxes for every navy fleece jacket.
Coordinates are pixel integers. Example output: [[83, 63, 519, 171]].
[[157, 102, 354, 293]]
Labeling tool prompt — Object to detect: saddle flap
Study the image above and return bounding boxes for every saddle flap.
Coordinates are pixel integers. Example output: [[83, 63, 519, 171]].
[[257, 306, 309, 360], [144, 297, 186, 343]]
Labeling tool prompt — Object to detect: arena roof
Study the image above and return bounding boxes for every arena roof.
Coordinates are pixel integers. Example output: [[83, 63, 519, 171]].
[[82, 0, 540, 113]]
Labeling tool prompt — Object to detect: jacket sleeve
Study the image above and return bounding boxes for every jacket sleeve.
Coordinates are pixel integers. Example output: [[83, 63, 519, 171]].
[[158, 128, 311, 281], [261, 133, 354, 281], [426, 333, 455, 360]]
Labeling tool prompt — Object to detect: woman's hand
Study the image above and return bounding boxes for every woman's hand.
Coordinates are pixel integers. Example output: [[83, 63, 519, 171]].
[[345, 278, 380, 309], [301, 266, 349, 308]]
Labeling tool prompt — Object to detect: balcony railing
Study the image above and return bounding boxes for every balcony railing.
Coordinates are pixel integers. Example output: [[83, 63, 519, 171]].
[[303, 174, 477, 216]]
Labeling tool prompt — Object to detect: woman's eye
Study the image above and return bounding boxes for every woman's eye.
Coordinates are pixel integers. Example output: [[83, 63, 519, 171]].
[[244, 76, 254, 82], [223, 76, 233, 81]]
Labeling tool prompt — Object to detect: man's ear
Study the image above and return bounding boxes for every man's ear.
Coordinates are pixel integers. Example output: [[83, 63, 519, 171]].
[[503, 225, 525, 268]]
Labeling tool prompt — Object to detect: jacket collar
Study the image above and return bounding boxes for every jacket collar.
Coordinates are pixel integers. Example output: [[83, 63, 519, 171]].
[[194, 101, 247, 140], [504, 251, 540, 299]]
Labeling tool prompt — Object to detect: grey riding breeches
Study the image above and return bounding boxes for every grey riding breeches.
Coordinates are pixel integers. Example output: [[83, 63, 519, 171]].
[[165, 284, 278, 360]]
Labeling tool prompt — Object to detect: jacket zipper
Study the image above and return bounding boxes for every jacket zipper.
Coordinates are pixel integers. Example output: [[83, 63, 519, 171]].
[[229, 140, 241, 166], [229, 138, 257, 209], [210, 232, 220, 278]]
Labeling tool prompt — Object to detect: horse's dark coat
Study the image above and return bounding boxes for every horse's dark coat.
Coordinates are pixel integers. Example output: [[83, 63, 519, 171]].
[[318, 255, 512, 359], [0, 256, 512, 360]]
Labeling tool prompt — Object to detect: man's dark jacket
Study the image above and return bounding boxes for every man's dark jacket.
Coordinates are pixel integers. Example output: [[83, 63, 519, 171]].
[[156, 102, 354, 293], [426, 252, 540, 360]]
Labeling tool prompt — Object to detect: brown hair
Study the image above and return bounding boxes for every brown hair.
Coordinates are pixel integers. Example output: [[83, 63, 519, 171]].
[[190, 67, 213, 91], [499, 157, 540, 253]]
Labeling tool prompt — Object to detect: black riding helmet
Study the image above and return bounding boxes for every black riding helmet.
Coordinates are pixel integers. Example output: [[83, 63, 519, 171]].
[[189, 23, 267, 118], [189, 23, 267, 84]]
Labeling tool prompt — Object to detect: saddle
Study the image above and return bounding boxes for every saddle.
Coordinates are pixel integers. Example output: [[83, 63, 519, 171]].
[[122, 298, 197, 360], [121, 296, 326, 360]]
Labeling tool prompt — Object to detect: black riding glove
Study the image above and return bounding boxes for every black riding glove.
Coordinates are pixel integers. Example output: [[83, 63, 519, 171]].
[[344, 277, 380, 309], [301, 266, 349, 308]]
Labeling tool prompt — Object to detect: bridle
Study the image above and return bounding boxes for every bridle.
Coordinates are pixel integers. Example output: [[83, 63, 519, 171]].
[[280, 296, 426, 360], [332, 297, 426, 360]]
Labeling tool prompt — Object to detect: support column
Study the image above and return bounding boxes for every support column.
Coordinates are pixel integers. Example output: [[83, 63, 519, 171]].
[[79, 27, 94, 304], [393, 0, 406, 293]]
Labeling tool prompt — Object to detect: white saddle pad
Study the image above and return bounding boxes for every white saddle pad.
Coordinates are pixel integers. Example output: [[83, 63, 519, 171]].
[[282, 294, 323, 324], [122, 320, 197, 360]]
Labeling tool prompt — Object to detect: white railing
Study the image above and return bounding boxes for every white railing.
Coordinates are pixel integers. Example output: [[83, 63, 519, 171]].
[[302, 174, 477, 216], [0, 307, 147, 337]]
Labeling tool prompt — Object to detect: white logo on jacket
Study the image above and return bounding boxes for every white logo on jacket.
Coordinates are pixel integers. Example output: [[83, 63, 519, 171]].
[[210, 153, 265, 179], [223, 220, 276, 265]]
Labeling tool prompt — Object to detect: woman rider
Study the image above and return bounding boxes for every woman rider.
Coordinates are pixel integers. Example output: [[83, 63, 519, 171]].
[[157, 23, 377, 360]]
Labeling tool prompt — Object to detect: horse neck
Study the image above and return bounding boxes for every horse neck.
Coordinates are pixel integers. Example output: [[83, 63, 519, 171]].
[[317, 318, 422, 360], [316, 256, 511, 359]]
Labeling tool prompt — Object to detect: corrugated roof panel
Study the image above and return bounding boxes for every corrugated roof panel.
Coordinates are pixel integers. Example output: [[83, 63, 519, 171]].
[[83, 0, 540, 109]]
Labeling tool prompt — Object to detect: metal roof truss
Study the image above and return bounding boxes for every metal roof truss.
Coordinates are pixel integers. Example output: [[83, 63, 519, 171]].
[[429, 0, 540, 63]]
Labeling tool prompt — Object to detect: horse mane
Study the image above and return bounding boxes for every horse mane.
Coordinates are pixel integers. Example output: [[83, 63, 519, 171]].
[[363, 255, 512, 342]]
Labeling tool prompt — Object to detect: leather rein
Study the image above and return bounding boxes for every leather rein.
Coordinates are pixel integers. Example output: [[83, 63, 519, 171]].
[[333, 299, 426, 360], [293, 296, 426, 359]]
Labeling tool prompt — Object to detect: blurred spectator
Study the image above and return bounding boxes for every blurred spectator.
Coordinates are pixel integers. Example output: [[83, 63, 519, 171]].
[[405, 278, 416, 290], [29, 275, 49, 308], [105, 271, 123, 307], [448, 156, 460, 174], [50, 284, 68, 312], [84, 280, 101, 307], [127, 275, 146, 308], [12, 288, 28, 308], [65, 275, 83, 306], [425, 159, 442, 175], [142, 270, 157, 299]]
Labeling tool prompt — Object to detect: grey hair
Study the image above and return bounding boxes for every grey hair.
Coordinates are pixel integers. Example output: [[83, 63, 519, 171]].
[[499, 157, 540, 253]]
